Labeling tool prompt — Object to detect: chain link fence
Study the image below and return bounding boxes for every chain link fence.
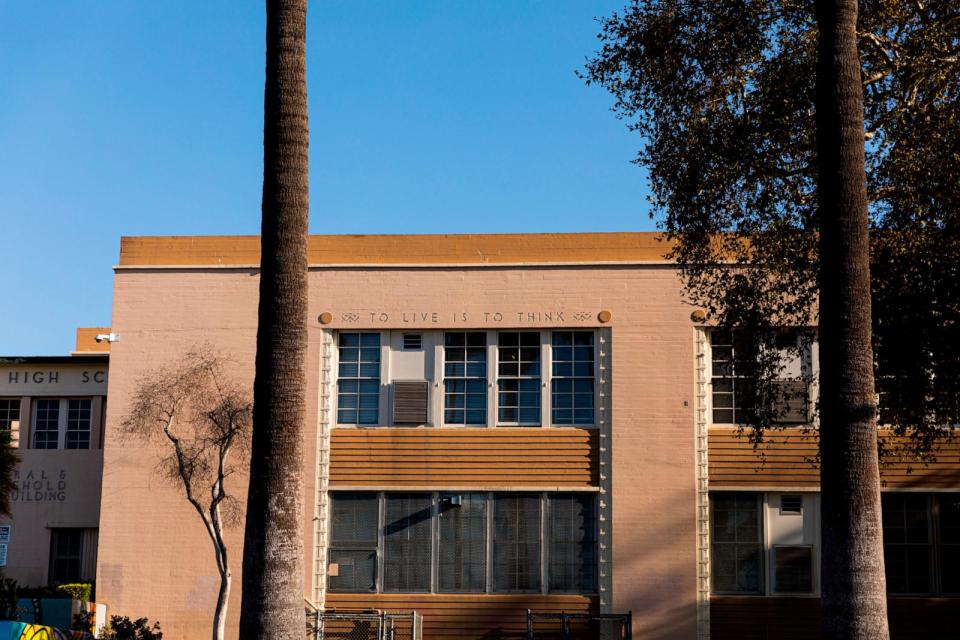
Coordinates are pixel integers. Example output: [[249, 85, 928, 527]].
[[308, 610, 422, 640], [526, 610, 633, 640]]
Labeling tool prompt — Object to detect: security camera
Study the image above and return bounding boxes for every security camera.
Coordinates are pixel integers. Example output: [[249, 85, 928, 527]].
[[95, 333, 118, 343]]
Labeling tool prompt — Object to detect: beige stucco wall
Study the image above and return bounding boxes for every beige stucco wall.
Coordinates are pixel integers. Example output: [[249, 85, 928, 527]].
[[0, 362, 107, 586], [1, 450, 104, 585], [99, 264, 697, 639]]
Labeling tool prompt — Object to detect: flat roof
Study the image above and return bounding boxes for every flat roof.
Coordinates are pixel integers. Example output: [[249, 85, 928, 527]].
[[0, 355, 109, 365], [118, 232, 673, 267]]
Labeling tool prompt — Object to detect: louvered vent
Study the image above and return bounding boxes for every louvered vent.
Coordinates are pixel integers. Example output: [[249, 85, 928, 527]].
[[780, 494, 803, 515], [772, 379, 809, 424], [392, 380, 429, 424]]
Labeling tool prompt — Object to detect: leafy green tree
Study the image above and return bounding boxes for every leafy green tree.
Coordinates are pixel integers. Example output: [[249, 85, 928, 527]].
[[584, 0, 959, 637], [239, 0, 310, 638]]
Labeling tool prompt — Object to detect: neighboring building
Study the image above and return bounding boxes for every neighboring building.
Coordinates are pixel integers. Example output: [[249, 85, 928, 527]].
[[91, 233, 957, 640], [0, 328, 108, 587]]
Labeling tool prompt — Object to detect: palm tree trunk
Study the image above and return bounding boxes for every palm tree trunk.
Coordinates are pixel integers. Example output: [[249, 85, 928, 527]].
[[814, 0, 889, 638], [239, 0, 309, 638]]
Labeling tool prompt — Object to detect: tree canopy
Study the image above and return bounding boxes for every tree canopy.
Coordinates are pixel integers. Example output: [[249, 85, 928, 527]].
[[583, 0, 960, 449]]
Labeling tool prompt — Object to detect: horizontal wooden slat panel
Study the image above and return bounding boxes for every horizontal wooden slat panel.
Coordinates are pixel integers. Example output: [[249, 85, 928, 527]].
[[711, 596, 960, 640], [330, 428, 599, 488], [709, 427, 960, 488], [325, 593, 597, 640]]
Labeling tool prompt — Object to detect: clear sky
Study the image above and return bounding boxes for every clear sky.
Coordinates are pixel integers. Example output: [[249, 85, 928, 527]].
[[0, 1, 654, 355]]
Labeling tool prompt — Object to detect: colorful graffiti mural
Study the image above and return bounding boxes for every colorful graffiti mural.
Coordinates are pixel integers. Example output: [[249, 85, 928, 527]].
[[0, 621, 91, 640]]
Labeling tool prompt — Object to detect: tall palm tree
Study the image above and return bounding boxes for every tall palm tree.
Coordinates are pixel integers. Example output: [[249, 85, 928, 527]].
[[815, 0, 889, 637], [239, 1, 309, 638]]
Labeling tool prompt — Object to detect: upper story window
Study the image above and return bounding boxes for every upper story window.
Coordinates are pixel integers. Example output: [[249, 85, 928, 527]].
[[551, 332, 595, 426], [0, 398, 20, 446], [443, 332, 487, 426], [66, 399, 92, 449], [710, 329, 812, 426], [33, 398, 62, 449], [337, 333, 381, 425], [333, 329, 600, 428], [0, 398, 20, 432], [497, 332, 541, 426], [32, 398, 95, 450]]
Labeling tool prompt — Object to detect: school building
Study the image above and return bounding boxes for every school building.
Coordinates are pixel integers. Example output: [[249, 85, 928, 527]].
[[0, 329, 108, 588], [4, 232, 958, 638]]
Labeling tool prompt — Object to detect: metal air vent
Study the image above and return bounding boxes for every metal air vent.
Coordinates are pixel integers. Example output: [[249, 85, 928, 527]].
[[392, 380, 429, 424]]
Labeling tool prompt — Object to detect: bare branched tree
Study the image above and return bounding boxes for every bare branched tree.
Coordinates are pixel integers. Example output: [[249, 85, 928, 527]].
[[121, 348, 251, 640]]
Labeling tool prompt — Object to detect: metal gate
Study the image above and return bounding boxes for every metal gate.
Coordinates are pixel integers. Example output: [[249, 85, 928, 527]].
[[526, 610, 633, 640], [309, 610, 422, 640]]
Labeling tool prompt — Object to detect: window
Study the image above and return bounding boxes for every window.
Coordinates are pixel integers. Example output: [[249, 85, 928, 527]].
[[551, 332, 595, 426], [0, 398, 19, 431], [328, 493, 379, 593], [879, 493, 960, 596], [328, 492, 597, 595], [710, 493, 762, 593], [383, 494, 433, 592], [49, 529, 83, 584], [438, 493, 487, 592], [32, 398, 60, 449], [493, 493, 542, 592], [710, 330, 811, 425], [66, 398, 92, 449], [31, 398, 96, 450], [443, 332, 487, 425], [548, 493, 598, 593], [882, 493, 932, 595], [940, 495, 960, 594], [337, 333, 381, 425], [497, 332, 541, 425], [773, 546, 813, 593]]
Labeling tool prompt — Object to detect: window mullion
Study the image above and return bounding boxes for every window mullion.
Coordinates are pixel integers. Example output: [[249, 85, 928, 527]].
[[431, 492, 439, 593], [59, 398, 68, 450], [486, 491, 494, 594], [930, 494, 940, 595], [541, 332, 551, 428], [377, 492, 385, 593], [487, 332, 497, 428], [541, 492, 548, 594]]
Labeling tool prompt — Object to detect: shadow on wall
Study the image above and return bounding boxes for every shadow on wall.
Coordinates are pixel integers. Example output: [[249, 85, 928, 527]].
[[611, 487, 700, 640]]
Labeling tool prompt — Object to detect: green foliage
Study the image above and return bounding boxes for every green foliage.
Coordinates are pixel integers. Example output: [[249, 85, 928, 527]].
[[99, 615, 163, 640], [0, 577, 19, 620], [71, 610, 95, 633], [583, 0, 960, 450], [0, 429, 20, 517], [56, 582, 93, 602]]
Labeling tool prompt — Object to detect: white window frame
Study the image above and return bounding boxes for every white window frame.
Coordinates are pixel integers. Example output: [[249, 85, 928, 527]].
[[705, 329, 817, 428], [709, 490, 821, 597], [333, 329, 601, 429], [31, 397, 95, 450], [333, 331, 388, 428], [439, 331, 491, 428]]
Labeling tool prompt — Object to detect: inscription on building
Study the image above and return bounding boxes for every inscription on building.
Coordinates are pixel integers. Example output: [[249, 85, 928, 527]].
[[10, 468, 68, 503], [338, 310, 596, 324], [6, 370, 106, 385]]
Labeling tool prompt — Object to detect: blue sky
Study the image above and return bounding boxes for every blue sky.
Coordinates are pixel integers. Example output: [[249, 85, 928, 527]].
[[0, 1, 654, 355]]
